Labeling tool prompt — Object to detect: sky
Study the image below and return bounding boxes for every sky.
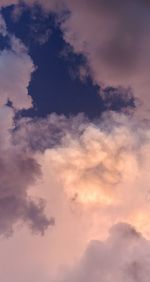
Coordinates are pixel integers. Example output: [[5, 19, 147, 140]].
[[0, 1, 150, 281]]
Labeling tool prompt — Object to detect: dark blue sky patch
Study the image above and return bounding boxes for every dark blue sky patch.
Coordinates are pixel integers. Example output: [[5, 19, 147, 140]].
[[1, 4, 55, 47], [1, 5, 135, 119], [103, 87, 135, 112], [0, 34, 10, 50]]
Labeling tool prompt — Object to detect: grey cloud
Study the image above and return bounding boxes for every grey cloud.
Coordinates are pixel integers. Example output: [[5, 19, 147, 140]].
[[0, 146, 51, 236], [13, 113, 88, 152], [54, 0, 150, 113], [0, 49, 34, 110], [0, 13, 34, 110], [1, 0, 150, 74], [0, 0, 18, 8], [1, 0, 150, 93], [90, 0, 147, 72], [0, 12, 52, 236], [62, 0, 150, 72], [60, 223, 150, 282], [5, 0, 150, 111]]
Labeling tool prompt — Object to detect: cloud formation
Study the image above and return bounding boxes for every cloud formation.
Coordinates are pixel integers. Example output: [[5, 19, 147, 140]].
[[12, 111, 150, 238], [0, 1, 150, 281], [5, 0, 148, 112], [0, 14, 34, 109], [2, 0, 149, 104], [58, 0, 150, 112], [0, 14, 51, 235], [0, 114, 51, 236], [0, 48, 34, 109], [60, 223, 150, 282], [2, 0, 149, 112]]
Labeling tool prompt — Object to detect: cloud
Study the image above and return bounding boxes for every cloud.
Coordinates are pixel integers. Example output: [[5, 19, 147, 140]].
[[0, 105, 52, 236], [45, 114, 150, 237], [0, 26, 35, 109], [13, 113, 88, 152], [56, 0, 150, 111], [59, 223, 150, 282], [0, 49, 34, 109], [0, 0, 61, 12], [1, 1, 150, 105], [8, 0, 147, 113], [2, 0, 149, 112], [0, 0, 18, 7], [0, 13, 7, 35], [11, 111, 150, 238], [0, 14, 52, 236], [0, 2, 150, 281]]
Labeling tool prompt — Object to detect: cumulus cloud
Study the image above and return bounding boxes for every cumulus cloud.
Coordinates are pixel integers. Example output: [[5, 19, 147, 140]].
[[59, 223, 150, 282], [44, 114, 150, 237], [11, 112, 150, 238], [1, 2, 150, 281]]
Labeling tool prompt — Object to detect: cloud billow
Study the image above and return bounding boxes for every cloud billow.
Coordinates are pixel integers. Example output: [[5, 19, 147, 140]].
[[60, 223, 150, 282], [0, 147, 51, 235], [1, 2, 150, 281]]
